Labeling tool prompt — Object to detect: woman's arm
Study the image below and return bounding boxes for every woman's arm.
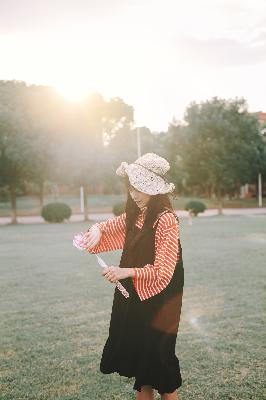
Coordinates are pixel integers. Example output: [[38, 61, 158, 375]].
[[132, 212, 180, 301], [86, 212, 126, 254]]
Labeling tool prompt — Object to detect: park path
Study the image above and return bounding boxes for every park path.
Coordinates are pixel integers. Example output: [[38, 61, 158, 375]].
[[0, 207, 265, 225]]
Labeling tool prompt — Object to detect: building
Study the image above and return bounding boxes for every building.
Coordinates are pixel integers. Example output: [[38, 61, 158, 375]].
[[252, 111, 266, 127], [258, 112, 266, 126]]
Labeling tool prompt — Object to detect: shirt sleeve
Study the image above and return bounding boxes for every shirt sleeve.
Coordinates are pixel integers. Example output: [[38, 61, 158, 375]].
[[86, 212, 126, 254], [132, 212, 180, 301]]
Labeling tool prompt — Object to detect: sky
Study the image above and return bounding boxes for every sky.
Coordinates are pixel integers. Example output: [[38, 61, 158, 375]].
[[0, 0, 266, 131]]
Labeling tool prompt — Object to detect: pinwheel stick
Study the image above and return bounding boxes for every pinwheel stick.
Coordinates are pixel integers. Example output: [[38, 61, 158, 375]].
[[73, 233, 129, 299]]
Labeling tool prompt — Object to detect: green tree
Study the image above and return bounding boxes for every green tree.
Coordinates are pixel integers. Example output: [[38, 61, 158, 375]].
[[0, 81, 61, 219], [180, 97, 264, 213], [102, 96, 134, 145], [57, 93, 134, 219], [21, 84, 63, 209], [163, 121, 188, 195], [0, 81, 135, 221], [0, 108, 36, 223]]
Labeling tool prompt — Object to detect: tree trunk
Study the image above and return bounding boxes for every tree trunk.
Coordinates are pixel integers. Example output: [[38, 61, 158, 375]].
[[39, 181, 44, 211], [235, 180, 241, 199], [10, 184, 17, 224], [83, 184, 89, 221], [217, 186, 224, 215]]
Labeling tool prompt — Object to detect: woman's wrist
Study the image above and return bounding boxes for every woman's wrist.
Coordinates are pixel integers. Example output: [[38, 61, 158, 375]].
[[127, 268, 135, 278], [87, 223, 103, 232], [125, 268, 135, 278]]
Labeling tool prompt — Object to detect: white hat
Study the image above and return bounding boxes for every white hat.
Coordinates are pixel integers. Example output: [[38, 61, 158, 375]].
[[116, 152, 175, 195]]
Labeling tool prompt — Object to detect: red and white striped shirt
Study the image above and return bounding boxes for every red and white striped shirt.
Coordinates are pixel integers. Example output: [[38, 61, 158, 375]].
[[87, 208, 180, 301]]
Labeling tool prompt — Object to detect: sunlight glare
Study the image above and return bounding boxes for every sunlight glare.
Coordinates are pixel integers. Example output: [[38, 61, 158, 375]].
[[55, 83, 91, 102]]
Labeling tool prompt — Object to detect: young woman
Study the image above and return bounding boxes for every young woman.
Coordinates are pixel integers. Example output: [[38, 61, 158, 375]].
[[84, 153, 184, 400]]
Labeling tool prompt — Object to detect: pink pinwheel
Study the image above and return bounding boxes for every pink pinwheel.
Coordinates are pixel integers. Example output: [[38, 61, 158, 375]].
[[73, 232, 88, 250]]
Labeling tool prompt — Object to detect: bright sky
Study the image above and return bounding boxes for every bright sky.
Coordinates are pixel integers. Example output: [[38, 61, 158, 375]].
[[0, 0, 265, 131]]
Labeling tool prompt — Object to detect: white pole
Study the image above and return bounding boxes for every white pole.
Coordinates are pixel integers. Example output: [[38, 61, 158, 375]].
[[188, 210, 193, 225], [80, 186, 84, 213], [258, 173, 262, 207], [137, 127, 141, 158]]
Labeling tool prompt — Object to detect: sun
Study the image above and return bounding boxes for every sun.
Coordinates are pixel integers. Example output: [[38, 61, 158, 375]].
[[55, 84, 91, 102]]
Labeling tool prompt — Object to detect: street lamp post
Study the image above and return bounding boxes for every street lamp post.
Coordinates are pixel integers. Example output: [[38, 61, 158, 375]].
[[258, 127, 266, 207], [80, 186, 85, 213], [258, 173, 262, 207], [137, 127, 141, 158]]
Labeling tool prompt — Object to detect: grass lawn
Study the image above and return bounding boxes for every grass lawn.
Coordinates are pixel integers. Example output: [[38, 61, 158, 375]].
[[0, 215, 265, 399], [0, 194, 265, 217]]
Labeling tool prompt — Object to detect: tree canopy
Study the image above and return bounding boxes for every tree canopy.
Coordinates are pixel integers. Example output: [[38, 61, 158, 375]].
[[1, 82, 265, 222], [168, 97, 265, 212]]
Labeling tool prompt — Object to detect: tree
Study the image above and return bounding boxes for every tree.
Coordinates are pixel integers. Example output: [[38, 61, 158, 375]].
[[163, 121, 188, 195], [0, 81, 61, 221], [179, 97, 264, 213], [57, 93, 135, 219], [0, 108, 36, 223], [102, 96, 134, 146], [21, 84, 63, 209]]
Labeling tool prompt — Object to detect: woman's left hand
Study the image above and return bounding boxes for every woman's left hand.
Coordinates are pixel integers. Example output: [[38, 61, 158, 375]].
[[102, 266, 133, 283]]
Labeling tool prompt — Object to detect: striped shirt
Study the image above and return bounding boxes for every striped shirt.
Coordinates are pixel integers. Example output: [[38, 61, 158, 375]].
[[87, 208, 180, 301]]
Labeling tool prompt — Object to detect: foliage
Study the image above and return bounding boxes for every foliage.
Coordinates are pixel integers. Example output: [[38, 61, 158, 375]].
[[0, 107, 33, 187], [0, 80, 137, 221], [101, 96, 134, 145], [183, 97, 263, 187], [1, 81, 266, 223], [0, 186, 9, 201], [162, 122, 187, 195], [168, 97, 266, 212], [185, 200, 206, 216], [0, 80, 62, 222], [41, 202, 72, 222], [112, 201, 126, 216]]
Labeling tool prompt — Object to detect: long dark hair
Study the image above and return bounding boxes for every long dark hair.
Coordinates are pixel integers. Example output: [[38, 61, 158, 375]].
[[122, 176, 176, 250]]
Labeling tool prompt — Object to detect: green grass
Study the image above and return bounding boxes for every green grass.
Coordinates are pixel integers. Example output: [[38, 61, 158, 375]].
[[0, 194, 265, 217], [0, 215, 265, 399], [0, 194, 126, 217]]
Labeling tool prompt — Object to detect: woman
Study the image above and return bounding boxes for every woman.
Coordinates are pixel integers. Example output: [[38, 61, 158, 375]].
[[84, 153, 184, 400]]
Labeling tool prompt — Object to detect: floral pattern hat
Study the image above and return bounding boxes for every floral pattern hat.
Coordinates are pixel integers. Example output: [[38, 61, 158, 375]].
[[116, 152, 175, 195]]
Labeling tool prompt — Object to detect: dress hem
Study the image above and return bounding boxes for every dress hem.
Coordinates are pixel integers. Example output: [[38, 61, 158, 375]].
[[133, 381, 182, 395], [100, 368, 182, 395]]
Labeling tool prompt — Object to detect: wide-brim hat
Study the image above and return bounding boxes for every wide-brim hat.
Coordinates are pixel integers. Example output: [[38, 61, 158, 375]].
[[116, 152, 175, 195]]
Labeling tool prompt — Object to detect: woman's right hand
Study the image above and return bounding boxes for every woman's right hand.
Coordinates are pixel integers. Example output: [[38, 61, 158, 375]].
[[83, 225, 102, 249]]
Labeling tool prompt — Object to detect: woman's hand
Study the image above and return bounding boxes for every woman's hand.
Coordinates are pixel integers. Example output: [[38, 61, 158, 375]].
[[102, 266, 134, 283], [83, 225, 102, 250]]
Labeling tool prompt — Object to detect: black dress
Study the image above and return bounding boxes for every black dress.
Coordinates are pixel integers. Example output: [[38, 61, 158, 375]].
[[100, 209, 184, 395]]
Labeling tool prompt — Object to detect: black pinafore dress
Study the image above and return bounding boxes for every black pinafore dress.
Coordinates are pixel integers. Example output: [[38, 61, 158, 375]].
[[100, 209, 184, 395]]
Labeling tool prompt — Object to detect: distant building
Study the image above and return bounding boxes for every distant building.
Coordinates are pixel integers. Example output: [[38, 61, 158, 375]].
[[253, 111, 266, 127], [240, 183, 266, 199]]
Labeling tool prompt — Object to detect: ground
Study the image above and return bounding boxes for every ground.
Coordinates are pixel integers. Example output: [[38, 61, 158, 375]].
[[0, 214, 265, 399], [0, 194, 265, 217]]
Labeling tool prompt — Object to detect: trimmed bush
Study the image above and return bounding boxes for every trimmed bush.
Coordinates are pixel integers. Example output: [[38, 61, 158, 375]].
[[41, 202, 72, 223], [113, 201, 126, 216], [185, 200, 206, 216]]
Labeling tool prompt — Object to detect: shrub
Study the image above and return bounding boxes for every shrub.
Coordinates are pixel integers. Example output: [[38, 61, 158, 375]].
[[113, 201, 126, 216], [41, 202, 72, 223], [185, 200, 206, 216]]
